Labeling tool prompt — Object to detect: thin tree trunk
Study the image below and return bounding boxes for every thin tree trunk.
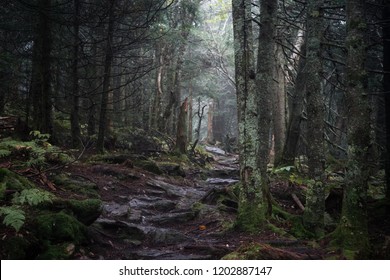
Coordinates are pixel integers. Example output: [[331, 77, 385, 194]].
[[207, 100, 214, 144], [70, 0, 81, 147], [97, 0, 115, 153], [188, 80, 193, 144], [152, 44, 164, 131], [281, 43, 307, 166], [175, 98, 188, 154]]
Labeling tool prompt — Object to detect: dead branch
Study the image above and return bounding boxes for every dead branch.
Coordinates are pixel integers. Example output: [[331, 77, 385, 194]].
[[291, 193, 305, 211]]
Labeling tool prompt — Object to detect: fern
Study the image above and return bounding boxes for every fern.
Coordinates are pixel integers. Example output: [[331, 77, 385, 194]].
[[0, 207, 25, 232], [0, 132, 73, 169], [0, 189, 53, 231], [12, 188, 53, 206], [0, 149, 12, 158]]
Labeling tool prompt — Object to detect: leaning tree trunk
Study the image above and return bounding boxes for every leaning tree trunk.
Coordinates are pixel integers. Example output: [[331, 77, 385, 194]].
[[31, 0, 53, 136], [96, 0, 115, 153], [232, 0, 267, 232], [334, 0, 371, 257], [302, 0, 326, 236]]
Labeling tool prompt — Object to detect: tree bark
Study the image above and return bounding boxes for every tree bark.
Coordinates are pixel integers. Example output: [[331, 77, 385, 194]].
[[31, 0, 53, 136], [273, 44, 287, 166], [232, 0, 267, 232], [175, 98, 188, 154], [383, 0, 390, 207], [255, 0, 278, 217], [207, 100, 214, 144], [302, 0, 326, 236], [70, 0, 81, 148], [97, 0, 115, 153], [281, 43, 307, 166], [335, 0, 370, 255]]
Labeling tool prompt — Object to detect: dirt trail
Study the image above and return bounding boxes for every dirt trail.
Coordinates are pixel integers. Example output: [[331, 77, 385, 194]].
[[71, 148, 329, 259]]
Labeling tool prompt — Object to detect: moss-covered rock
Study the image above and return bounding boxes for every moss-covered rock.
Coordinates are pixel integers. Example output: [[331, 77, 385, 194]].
[[52, 174, 100, 199], [0, 168, 35, 193], [134, 159, 163, 175], [34, 211, 87, 244], [222, 242, 303, 260], [158, 162, 186, 177], [66, 199, 102, 225], [2, 236, 31, 259]]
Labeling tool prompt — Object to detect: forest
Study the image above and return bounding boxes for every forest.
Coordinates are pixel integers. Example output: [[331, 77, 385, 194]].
[[0, 0, 389, 260]]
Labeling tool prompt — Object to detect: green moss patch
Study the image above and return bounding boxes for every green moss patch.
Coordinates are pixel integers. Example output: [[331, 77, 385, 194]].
[[52, 174, 100, 199], [134, 159, 163, 175], [34, 211, 87, 244], [223, 242, 303, 260]]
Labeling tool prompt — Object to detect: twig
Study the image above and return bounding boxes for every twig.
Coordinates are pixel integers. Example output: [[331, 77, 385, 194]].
[[291, 193, 305, 211]]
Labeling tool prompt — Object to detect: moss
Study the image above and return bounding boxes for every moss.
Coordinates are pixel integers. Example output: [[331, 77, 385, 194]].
[[0, 168, 35, 192], [328, 216, 370, 259], [3, 236, 30, 259], [134, 159, 163, 175], [271, 205, 315, 239], [34, 211, 87, 244], [236, 202, 266, 233], [36, 243, 73, 260], [66, 199, 102, 225], [158, 162, 186, 177], [266, 223, 290, 237], [52, 174, 100, 199], [222, 242, 302, 260], [191, 202, 206, 213]]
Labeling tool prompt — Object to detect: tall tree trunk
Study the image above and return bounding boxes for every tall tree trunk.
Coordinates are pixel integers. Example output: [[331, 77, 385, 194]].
[[151, 43, 164, 131], [232, 0, 267, 232], [207, 100, 214, 144], [175, 98, 188, 154], [188, 80, 193, 144], [303, 0, 326, 236], [31, 0, 53, 136], [255, 0, 278, 217], [164, 39, 188, 136], [273, 45, 287, 165], [70, 0, 81, 147], [97, 0, 115, 153], [281, 43, 307, 165], [335, 0, 370, 256], [383, 0, 390, 207]]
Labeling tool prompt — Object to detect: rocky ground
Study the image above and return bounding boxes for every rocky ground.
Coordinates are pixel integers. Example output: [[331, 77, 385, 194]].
[[66, 147, 333, 260]]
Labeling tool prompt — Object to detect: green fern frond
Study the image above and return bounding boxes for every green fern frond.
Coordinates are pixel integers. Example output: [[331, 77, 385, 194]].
[[0, 149, 11, 158], [0, 206, 25, 232], [12, 188, 53, 206]]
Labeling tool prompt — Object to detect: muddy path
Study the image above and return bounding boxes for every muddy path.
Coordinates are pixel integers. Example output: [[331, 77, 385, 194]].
[[68, 147, 330, 260]]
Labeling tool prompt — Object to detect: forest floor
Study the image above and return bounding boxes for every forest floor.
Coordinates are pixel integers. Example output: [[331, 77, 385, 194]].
[[63, 147, 342, 260]]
